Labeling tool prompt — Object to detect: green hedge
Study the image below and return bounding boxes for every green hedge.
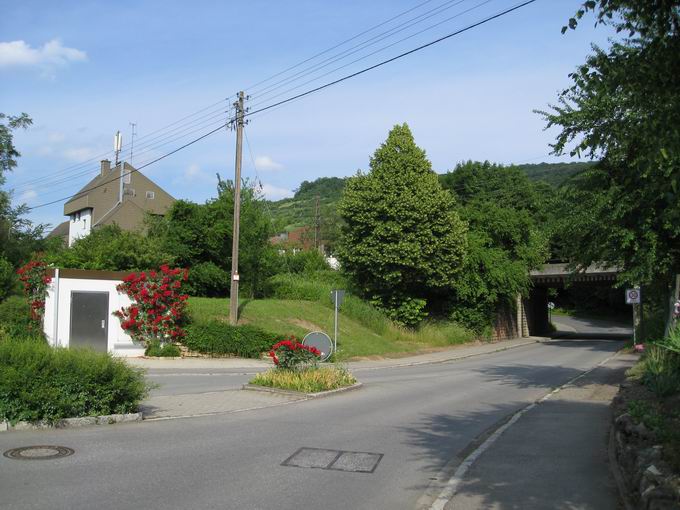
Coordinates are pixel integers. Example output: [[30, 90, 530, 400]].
[[183, 321, 283, 358], [145, 340, 182, 357], [0, 295, 43, 342], [0, 337, 149, 424]]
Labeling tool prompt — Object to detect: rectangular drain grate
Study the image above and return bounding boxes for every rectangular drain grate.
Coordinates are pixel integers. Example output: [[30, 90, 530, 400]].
[[282, 447, 383, 473]]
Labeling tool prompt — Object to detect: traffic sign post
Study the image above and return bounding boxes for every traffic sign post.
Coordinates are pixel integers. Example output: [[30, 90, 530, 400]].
[[330, 290, 345, 356], [626, 288, 641, 346], [547, 301, 555, 325]]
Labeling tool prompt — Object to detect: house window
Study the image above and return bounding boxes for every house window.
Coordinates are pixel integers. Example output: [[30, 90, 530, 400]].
[[145, 191, 155, 199]]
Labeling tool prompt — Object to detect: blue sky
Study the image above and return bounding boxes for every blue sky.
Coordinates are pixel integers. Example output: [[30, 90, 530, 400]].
[[1, 0, 615, 229]]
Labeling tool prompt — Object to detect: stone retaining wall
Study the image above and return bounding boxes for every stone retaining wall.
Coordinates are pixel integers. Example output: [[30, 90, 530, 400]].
[[611, 380, 680, 509]]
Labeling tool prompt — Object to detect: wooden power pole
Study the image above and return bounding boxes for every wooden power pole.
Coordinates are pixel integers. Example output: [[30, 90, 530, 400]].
[[314, 194, 320, 250], [229, 91, 245, 325]]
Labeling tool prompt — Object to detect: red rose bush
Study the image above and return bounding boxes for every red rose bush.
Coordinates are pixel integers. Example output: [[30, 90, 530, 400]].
[[268, 337, 320, 370], [17, 255, 51, 323], [114, 265, 189, 346]]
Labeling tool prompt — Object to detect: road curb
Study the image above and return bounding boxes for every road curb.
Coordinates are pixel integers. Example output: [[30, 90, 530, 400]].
[[351, 339, 544, 372], [242, 382, 363, 398], [608, 424, 636, 510], [0, 413, 143, 433]]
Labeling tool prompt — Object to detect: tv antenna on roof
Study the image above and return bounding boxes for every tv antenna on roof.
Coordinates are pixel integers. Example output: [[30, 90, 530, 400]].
[[114, 130, 122, 165], [129, 122, 137, 164]]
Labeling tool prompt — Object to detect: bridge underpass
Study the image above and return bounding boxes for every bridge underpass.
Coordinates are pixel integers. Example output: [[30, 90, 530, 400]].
[[525, 263, 625, 338]]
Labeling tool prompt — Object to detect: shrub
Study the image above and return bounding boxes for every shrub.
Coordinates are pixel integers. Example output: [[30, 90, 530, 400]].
[[0, 337, 149, 424], [266, 273, 327, 301], [183, 321, 281, 358], [269, 337, 320, 370], [642, 345, 680, 397], [145, 340, 181, 357], [186, 261, 230, 297], [0, 295, 43, 341], [265, 272, 392, 333], [250, 366, 356, 393], [374, 295, 428, 329], [16, 255, 51, 322], [114, 265, 189, 346], [275, 250, 329, 274], [0, 257, 17, 302]]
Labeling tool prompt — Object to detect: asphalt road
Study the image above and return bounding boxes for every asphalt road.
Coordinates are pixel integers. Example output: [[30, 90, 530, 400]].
[[0, 324, 628, 510], [146, 368, 261, 396], [552, 314, 632, 339]]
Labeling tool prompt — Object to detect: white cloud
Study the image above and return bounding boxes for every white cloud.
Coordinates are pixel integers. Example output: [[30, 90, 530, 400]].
[[260, 183, 293, 200], [47, 131, 66, 143], [0, 39, 87, 76], [185, 163, 204, 179], [36, 145, 54, 157], [171, 163, 213, 186], [254, 155, 284, 171], [18, 189, 37, 203], [62, 147, 100, 161]]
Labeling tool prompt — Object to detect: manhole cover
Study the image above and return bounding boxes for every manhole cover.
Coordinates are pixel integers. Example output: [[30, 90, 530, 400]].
[[282, 447, 383, 473], [3, 445, 74, 461]]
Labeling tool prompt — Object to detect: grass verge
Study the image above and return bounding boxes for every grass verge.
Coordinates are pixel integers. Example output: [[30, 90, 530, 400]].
[[249, 366, 357, 393], [189, 297, 477, 360]]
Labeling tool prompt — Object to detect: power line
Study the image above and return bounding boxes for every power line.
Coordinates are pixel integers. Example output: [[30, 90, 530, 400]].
[[243, 0, 439, 93], [19, 1, 447, 193], [245, 0, 536, 119], [11, 98, 233, 190], [27, 0, 537, 211], [248, 0, 473, 101], [27, 122, 230, 210], [248, 0, 493, 110], [13, 105, 234, 194]]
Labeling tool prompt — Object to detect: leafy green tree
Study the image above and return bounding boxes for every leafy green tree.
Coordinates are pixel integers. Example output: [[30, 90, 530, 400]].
[[149, 178, 277, 298], [47, 224, 170, 271], [337, 124, 467, 326], [0, 113, 47, 268], [539, 1, 680, 292], [440, 161, 550, 331], [0, 257, 18, 302]]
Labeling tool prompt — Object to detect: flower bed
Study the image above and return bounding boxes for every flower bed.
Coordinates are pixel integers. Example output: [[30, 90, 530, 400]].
[[249, 366, 357, 394]]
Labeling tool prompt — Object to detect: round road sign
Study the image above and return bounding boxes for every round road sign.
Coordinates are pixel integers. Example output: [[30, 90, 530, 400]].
[[302, 331, 333, 362]]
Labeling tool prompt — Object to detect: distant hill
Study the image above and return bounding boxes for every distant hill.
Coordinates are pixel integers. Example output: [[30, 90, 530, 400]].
[[267, 177, 346, 233], [514, 162, 594, 187], [266, 162, 594, 234]]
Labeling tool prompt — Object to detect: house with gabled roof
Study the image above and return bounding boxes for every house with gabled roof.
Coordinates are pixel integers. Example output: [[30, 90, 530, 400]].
[[49, 159, 175, 246]]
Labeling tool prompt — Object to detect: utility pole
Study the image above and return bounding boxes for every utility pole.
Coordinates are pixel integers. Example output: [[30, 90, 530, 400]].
[[314, 194, 320, 250], [229, 91, 245, 325]]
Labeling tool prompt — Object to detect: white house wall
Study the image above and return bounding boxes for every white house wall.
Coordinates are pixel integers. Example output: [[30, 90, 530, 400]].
[[43, 274, 144, 357], [68, 208, 92, 246]]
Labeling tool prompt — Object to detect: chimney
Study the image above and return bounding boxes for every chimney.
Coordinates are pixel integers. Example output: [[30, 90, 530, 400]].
[[100, 159, 111, 176]]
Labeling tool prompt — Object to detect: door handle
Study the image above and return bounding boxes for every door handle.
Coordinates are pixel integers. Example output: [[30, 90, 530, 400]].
[[101, 320, 105, 329]]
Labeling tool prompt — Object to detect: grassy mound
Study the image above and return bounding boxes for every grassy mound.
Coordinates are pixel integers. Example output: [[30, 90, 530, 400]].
[[189, 296, 476, 359]]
